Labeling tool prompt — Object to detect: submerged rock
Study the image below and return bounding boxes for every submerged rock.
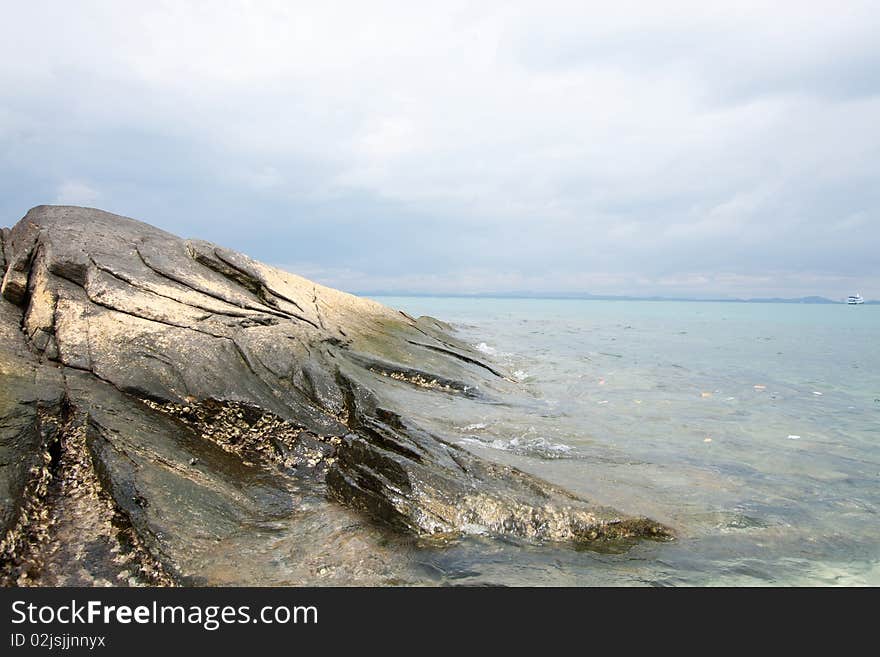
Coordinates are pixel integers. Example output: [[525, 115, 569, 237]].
[[0, 205, 670, 586]]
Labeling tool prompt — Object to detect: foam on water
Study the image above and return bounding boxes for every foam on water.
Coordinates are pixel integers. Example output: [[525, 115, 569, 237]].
[[460, 422, 489, 431], [459, 435, 575, 459]]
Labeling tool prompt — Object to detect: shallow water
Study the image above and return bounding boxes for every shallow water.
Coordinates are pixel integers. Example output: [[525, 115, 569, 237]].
[[367, 297, 880, 586]]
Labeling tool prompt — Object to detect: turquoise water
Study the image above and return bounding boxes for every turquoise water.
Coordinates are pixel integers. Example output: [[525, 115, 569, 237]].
[[372, 297, 880, 585]]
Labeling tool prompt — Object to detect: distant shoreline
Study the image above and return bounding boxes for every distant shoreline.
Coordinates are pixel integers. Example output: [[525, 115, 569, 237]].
[[361, 292, 877, 305]]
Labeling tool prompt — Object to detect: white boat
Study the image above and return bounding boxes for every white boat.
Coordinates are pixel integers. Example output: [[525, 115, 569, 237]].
[[847, 293, 865, 305]]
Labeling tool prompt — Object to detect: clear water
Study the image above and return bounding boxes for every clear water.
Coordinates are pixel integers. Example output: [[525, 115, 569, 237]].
[[369, 297, 880, 586]]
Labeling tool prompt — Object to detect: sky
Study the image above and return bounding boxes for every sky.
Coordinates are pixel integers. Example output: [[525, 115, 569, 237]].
[[1, 1, 878, 299]]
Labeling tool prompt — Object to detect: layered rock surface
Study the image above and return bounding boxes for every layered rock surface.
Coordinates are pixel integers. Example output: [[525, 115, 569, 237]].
[[0, 206, 670, 585]]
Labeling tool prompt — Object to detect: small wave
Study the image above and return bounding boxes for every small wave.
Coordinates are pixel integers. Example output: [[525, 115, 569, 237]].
[[512, 369, 530, 382], [461, 422, 488, 431], [474, 342, 497, 356], [459, 435, 575, 460], [717, 513, 771, 534]]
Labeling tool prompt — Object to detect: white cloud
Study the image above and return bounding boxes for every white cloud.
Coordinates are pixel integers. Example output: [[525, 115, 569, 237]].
[[1, 1, 879, 297]]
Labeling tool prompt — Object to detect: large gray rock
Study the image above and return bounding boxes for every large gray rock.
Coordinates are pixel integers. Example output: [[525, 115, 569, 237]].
[[0, 206, 670, 585]]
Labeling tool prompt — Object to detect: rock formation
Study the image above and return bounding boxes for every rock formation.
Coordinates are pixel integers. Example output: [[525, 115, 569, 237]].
[[0, 206, 670, 585]]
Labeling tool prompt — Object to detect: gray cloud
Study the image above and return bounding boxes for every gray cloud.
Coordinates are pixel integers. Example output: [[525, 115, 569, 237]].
[[1, 1, 878, 299]]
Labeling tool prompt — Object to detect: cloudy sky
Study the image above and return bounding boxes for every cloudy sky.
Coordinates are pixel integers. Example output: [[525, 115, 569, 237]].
[[2, 1, 878, 299]]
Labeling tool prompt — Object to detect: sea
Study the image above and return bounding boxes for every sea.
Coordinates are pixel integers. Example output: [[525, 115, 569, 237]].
[[367, 296, 880, 586]]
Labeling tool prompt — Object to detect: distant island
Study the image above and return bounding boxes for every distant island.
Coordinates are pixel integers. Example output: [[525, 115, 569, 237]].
[[359, 292, 878, 304]]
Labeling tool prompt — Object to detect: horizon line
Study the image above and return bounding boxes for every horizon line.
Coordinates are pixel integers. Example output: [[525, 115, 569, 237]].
[[353, 291, 878, 304]]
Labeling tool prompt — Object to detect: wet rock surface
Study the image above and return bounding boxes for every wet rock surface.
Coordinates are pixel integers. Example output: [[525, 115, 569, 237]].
[[1, 205, 671, 586]]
